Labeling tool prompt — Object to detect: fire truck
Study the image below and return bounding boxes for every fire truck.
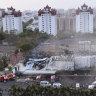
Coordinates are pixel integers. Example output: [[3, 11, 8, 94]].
[[0, 73, 16, 82], [0, 75, 4, 82], [7, 73, 16, 80]]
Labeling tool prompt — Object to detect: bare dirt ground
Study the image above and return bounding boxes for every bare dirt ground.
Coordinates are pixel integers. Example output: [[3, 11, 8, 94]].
[[0, 45, 16, 57], [32, 34, 96, 57]]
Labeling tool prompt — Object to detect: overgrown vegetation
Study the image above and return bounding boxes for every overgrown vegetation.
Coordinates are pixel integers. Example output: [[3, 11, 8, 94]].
[[0, 56, 8, 71], [8, 84, 96, 96], [0, 28, 50, 53], [23, 19, 33, 31], [17, 29, 49, 53], [0, 32, 5, 41]]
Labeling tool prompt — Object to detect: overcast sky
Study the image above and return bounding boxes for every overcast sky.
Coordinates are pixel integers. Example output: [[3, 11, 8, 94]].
[[0, 0, 96, 11]]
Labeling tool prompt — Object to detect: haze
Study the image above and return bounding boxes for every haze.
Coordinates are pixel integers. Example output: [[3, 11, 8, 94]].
[[0, 0, 96, 11]]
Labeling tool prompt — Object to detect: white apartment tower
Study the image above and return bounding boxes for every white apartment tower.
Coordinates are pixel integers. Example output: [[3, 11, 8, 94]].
[[38, 5, 57, 36], [76, 4, 93, 33], [2, 7, 23, 34]]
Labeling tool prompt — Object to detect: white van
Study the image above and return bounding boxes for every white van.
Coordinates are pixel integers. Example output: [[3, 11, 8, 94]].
[[53, 83, 61, 88], [76, 83, 80, 88], [88, 85, 94, 89], [40, 81, 51, 87]]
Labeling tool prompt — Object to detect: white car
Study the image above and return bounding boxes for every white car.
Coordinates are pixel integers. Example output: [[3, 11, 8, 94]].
[[40, 81, 51, 87], [88, 85, 94, 89], [53, 82, 61, 88]]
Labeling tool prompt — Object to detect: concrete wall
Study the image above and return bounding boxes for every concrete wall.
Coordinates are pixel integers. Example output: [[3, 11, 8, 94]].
[[74, 56, 96, 69], [53, 61, 74, 71]]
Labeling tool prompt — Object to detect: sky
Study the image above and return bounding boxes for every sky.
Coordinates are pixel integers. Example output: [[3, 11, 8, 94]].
[[0, 0, 96, 11]]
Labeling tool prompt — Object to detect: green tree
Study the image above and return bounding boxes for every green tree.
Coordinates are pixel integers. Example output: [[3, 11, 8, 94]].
[[9, 85, 24, 96], [0, 33, 5, 41], [19, 43, 31, 52], [23, 19, 33, 31]]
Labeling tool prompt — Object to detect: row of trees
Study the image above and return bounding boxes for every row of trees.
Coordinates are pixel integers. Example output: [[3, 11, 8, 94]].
[[8, 84, 96, 96]]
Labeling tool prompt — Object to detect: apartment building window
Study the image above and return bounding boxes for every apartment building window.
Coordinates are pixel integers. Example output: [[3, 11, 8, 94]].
[[50, 29, 51, 34]]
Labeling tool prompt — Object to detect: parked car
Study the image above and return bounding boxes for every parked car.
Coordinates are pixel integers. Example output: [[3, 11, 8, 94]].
[[40, 81, 51, 87], [53, 82, 61, 88], [88, 85, 94, 89]]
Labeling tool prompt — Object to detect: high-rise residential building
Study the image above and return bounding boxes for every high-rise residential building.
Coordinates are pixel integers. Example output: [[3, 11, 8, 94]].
[[57, 16, 76, 34], [0, 9, 5, 30], [38, 5, 57, 36], [76, 4, 93, 33], [2, 7, 23, 34], [56, 9, 65, 17], [0, 9, 5, 18], [57, 8, 76, 34]]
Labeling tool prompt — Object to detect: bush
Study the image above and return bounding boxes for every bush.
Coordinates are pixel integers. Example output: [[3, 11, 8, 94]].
[[0, 33, 5, 41], [23, 19, 33, 31], [9, 84, 96, 96], [19, 43, 31, 52], [8, 65, 12, 71], [0, 57, 8, 71]]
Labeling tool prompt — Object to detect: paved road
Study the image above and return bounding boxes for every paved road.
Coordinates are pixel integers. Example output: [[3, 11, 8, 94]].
[[0, 77, 35, 96]]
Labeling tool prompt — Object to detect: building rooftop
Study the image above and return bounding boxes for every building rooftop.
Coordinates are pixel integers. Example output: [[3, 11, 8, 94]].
[[38, 5, 56, 16], [76, 4, 93, 15], [2, 6, 22, 17]]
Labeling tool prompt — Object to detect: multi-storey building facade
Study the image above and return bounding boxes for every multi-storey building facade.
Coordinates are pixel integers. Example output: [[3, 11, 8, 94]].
[[76, 4, 93, 33], [2, 7, 23, 34], [57, 9, 76, 34], [38, 5, 57, 36]]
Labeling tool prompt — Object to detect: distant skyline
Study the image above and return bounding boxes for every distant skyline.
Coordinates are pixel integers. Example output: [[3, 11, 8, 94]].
[[0, 0, 96, 11]]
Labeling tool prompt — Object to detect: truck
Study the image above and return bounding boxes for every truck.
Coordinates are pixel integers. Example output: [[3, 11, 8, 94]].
[[0, 73, 16, 82], [7, 73, 16, 80]]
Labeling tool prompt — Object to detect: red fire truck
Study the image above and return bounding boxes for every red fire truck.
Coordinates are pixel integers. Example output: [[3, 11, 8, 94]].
[[0, 73, 16, 82], [0, 75, 4, 82]]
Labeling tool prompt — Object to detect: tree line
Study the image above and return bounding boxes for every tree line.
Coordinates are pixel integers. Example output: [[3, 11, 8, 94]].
[[7, 84, 96, 96]]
